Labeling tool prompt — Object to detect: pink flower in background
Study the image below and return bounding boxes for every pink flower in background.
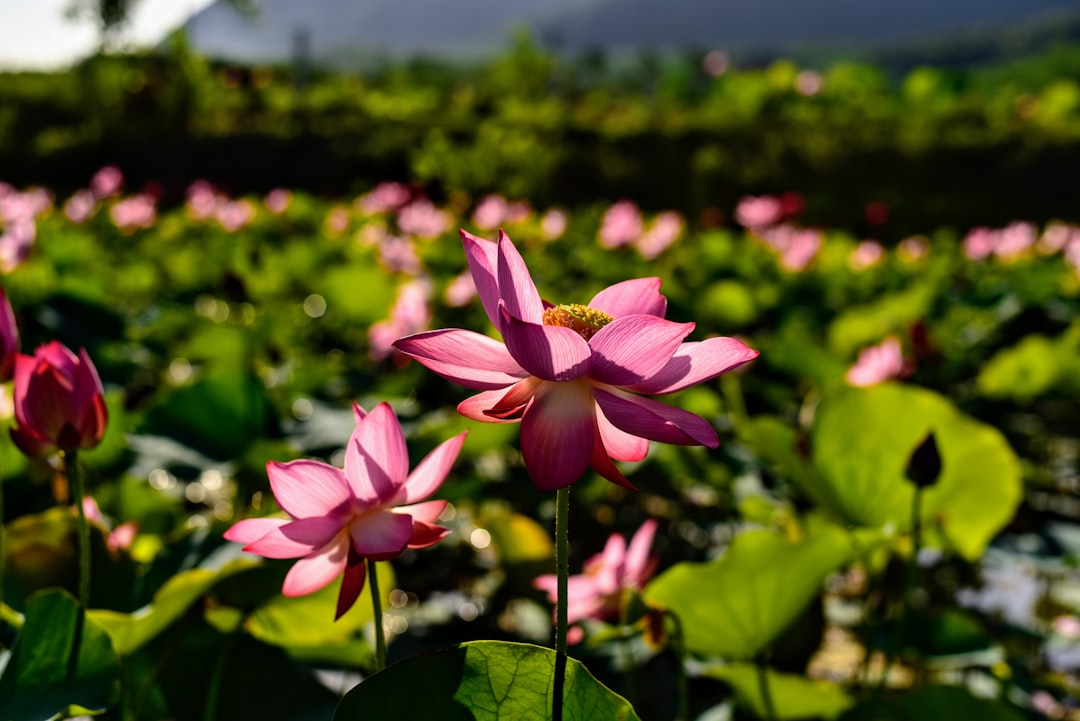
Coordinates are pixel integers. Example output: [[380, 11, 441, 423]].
[[846, 336, 909, 387], [963, 227, 997, 260], [0, 190, 51, 226], [849, 240, 884, 271], [0, 220, 35, 273], [397, 199, 450, 239], [186, 180, 221, 220], [993, 221, 1036, 261], [0, 288, 18, 381], [702, 49, 730, 77], [90, 166, 123, 199], [472, 195, 508, 230], [225, 402, 466, 620], [598, 200, 643, 248], [735, 195, 784, 230], [63, 190, 97, 224], [534, 519, 659, 642], [110, 194, 156, 231], [83, 497, 138, 554], [636, 211, 684, 259], [898, 236, 930, 262], [10, 341, 108, 457], [357, 182, 411, 215], [377, 235, 422, 275], [326, 205, 351, 235], [369, 280, 433, 361], [540, 209, 568, 240], [264, 188, 292, 214], [1037, 222, 1078, 255], [393, 230, 758, 491], [217, 199, 256, 232], [761, 225, 822, 271], [443, 270, 478, 308], [795, 70, 824, 96]]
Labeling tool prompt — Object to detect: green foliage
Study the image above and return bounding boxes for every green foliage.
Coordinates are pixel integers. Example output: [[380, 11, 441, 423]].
[[334, 640, 641, 720], [810, 384, 1022, 560], [0, 590, 121, 720], [645, 526, 853, 660], [708, 664, 853, 720]]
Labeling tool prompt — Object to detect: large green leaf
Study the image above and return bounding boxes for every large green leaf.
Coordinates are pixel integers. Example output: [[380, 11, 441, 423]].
[[90, 558, 254, 655], [645, 526, 852, 660], [708, 664, 853, 720], [333, 641, 641, 720], [139, 366, 270, 460], [0, 590, 121, 721], [841, 685, 1025, 721], [811, 384, 1022, 560]]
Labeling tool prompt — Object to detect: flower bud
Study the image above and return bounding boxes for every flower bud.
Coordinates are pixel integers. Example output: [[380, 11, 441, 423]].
[[10, 341, 107, 457], [905, 431, 942, 489]]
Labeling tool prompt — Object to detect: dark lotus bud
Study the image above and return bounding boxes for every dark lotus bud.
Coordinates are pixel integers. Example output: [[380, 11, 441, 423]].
[[905, 431, 942, 489]]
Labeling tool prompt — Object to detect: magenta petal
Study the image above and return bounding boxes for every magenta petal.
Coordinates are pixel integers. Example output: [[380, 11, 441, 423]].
[[624, 519, 658, 587], [349, 509, 414, 560], [396, 432, 466, 505], [347, 402, 408, 502], [267, 459, 352, 518], [244, 516, 345, 559], [500, 307, 591, 382], [496, 230, 545, 325], [282, 533, 350, 597], [519, 381, 596, 490], [589, 278, 667, 318], [10, 424, 53, 457], [461, 229, 502, 329], [352, 402, 367, 423], [624, 337, 760, 395], [589, 427, 638, 490], [75, 348, 105, 412], [596, 404, 648, 462], [458, 389, 525, 423], [335, 552, 367, 620], [588, 316, 693, 386], [593, 387, 719, 448], [395, 500, 447, 524], [405, 519, 450, 549], [393, 329, 527, 390], [224, 517, 289, 545]]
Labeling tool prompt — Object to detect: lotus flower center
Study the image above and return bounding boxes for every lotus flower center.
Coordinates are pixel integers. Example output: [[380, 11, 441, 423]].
[[542, 304, 614, 341]]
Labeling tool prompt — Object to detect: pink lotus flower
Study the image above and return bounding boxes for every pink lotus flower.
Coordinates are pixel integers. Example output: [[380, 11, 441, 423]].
[[540, 209, 568, 240], [846, 336, 909, 387], [186, 180, 221, 220], [369, 280, 433, 361], [598, 200, 643, 248], [735, 195, 784, 230], [534, 518, 659, 642], [357, 182, 411, 215], [110, 194, 156, 231], [90, 166, 123, 199], [10, 341, 107, 457], [63, 189, 97, 224], [393, 230, 759, 491], [0, 219, 34, 273], [264, 188, 292, 214], [848, 240, 884, 271], [225, 402, 467, 619], [217, 199, 257, 233], [636, 211, 684, 260], [473, 195, 509, 230], [397, 199, 450, 239], [83, 497, 138, 554], [0, 288, 18, 382]]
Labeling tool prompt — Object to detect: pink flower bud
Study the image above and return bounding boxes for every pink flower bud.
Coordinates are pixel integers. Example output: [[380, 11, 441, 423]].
[[11, 341, 107, 457]]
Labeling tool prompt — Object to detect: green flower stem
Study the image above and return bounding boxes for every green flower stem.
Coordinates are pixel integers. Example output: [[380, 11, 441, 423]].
[[619, 593, 635, 706], [203, 629, 238, 721], [880, 485, 924, 688], [553, 485, 570, 721], [64, 451, 91, 609], [668, 611, 688, 721], [756, 657, 778, 721], [368, 558, 386, 672]]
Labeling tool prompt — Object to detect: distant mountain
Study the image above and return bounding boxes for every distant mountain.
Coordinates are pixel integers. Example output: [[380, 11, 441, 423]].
[[182, 0, 1080, 65]]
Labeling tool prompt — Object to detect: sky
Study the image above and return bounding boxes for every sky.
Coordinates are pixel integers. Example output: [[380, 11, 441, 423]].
[[0, 0, 215, 70]]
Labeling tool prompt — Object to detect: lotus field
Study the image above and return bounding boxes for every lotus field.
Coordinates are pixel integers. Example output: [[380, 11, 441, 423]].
[[2, 164, 1080, 721]]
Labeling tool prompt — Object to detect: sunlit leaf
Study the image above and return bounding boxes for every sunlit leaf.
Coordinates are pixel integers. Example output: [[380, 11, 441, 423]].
[[334, 640, 640, 720], [0, 590, 121, 720], [645, 526, 852, 660], [811, 384, 1023, 560], [708, 663, 853, 720]]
